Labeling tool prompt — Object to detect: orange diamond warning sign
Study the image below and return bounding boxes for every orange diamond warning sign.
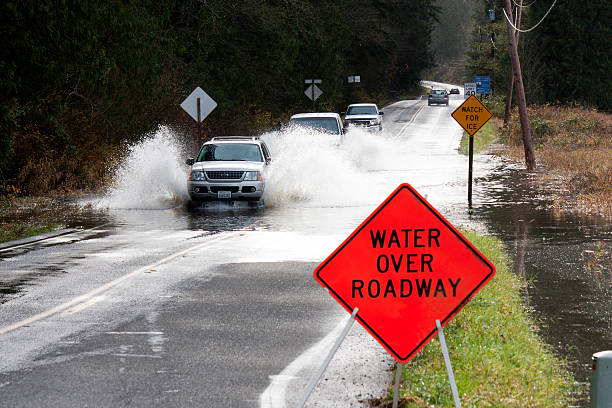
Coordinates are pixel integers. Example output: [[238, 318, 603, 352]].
[[451, 95, 492, 136], [314, 184, 495, 363]]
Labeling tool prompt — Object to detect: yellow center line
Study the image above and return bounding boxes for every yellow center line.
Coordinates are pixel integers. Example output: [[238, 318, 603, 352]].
[[394, 102, 426, 139]]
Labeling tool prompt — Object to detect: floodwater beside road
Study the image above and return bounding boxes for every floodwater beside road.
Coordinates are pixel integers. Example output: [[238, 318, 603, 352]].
[[469, 162, 611, 403]]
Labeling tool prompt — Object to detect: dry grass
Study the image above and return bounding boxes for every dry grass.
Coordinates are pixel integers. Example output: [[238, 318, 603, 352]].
[[0, 195, 85, 243], [500, 104, 612, 216]]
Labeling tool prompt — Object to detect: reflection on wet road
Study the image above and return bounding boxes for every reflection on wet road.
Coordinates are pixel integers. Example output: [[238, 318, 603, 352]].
[[470, 164, 611, 396]]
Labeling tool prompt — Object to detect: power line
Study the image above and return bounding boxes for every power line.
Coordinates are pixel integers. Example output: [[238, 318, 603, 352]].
[[503, 0, 557, 33], [512, 0, 538, 8]]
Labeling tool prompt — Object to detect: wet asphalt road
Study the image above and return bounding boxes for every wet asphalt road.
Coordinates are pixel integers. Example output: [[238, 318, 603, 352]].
[[0, 92, 484, 407]]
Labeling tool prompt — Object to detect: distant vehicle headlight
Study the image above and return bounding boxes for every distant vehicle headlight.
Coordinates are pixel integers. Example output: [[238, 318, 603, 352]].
[[244, 171, 262, 181], [370, 118, 381, 126], [189, 171, 205, 181]]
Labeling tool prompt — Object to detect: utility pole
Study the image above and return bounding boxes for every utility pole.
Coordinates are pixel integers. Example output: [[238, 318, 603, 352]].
[[504, 0, 523, 126], [503, 0, 536, 171]]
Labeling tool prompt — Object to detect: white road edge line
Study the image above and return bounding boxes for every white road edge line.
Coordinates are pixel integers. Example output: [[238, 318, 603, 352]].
[[0, 222, 113, 252], [259, 314, 349, 408], [394, 102, 426, 139], [0, 231, 241, 335]]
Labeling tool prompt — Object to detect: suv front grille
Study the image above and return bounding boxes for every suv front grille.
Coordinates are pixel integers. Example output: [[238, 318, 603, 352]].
[[206, 171, 244, 180]]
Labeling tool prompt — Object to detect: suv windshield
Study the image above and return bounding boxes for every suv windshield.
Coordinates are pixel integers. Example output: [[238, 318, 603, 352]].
[[197, 143, 263, 162], [290, 117, 340, 134], [347, 106, 377, 115], [430, 90, 446, 95]]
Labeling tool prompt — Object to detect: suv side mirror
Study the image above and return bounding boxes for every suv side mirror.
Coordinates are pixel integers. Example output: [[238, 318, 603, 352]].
[[186, 158, 195, 166], [379, 111, 384, 115]]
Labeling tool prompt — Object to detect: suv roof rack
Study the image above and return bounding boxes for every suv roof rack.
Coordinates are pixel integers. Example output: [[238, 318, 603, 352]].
[[210, 136, 260, 141]]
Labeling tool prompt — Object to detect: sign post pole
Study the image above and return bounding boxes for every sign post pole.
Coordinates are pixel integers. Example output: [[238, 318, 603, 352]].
[[196, 97, 201, 143], [436, 320, 461, 408], [392, 362, 403, 408], [468, 135, 474, 208], [312, 85, 315, 111]]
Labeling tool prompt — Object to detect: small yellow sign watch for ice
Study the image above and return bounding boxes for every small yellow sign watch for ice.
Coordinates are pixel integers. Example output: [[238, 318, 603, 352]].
[[451, 95, 493, 136]]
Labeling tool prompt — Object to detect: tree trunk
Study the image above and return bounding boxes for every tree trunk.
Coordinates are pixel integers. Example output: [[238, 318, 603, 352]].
[[503, 0, 536, 170]]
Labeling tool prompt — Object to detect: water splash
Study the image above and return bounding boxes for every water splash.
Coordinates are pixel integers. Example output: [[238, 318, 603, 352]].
[[96, 126, 189, 210], [261, 126, 404, 207], [95, 124, 409, 210]]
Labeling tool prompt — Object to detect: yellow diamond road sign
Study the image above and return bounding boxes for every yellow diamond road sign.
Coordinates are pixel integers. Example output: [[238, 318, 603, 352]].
[[451, 95, 492, 136]]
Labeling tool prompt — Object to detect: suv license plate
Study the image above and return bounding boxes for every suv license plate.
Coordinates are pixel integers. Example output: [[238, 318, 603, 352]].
[[217, 191, 231, 199]]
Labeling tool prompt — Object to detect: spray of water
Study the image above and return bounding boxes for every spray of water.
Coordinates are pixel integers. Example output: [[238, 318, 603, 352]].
[[96, 126, 189, 210], [261, 126, 405, 207], [96, 124, 409, 210]]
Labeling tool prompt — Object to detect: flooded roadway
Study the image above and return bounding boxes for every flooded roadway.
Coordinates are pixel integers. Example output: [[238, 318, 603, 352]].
[[0, 89, 609, 406], [470, 165, 611, 399]]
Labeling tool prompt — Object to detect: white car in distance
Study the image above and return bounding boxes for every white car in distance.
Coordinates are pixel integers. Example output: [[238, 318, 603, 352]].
[[343, 103, 384, 132], [186, 137, 271, 207]]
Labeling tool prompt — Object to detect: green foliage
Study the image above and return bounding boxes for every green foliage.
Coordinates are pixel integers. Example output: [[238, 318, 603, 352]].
[[466, 0, 612, 112], [466, 1, 511, 95], [524, 0, 612, 111], [1, 0, 440, 192]]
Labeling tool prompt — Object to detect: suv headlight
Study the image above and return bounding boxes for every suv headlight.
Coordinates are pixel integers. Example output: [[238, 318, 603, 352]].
[[370, 118, 381, 126], [189, 171, 205, 181], [244, 171, 262, 181]]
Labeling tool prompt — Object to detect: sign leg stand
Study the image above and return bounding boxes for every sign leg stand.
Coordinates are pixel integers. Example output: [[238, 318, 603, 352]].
[[296, 308, 358, 408], [436, 320, 461, 408], [392, 362, 403, 408]]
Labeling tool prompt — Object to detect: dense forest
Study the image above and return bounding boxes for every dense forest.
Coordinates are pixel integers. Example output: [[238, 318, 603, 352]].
[[467, 0, 612, 111], [429, 0, 476, 84], [0, 0, 438, 193]]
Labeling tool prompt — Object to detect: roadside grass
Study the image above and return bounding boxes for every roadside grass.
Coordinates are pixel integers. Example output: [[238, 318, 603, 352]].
[[0, 196, 73, 243], [458, 119, 500, 155], [502, 104, 612, 216], [0, 222, 63, 243], [373, 232, 578, 407]]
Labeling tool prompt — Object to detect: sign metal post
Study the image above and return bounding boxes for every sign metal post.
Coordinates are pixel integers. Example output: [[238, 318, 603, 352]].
[[196, 97, 201, 142]]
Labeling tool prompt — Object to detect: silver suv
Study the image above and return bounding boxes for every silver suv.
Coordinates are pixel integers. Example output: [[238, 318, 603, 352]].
[[428, 89, 449, 106], [186, 137, 271, 205]]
